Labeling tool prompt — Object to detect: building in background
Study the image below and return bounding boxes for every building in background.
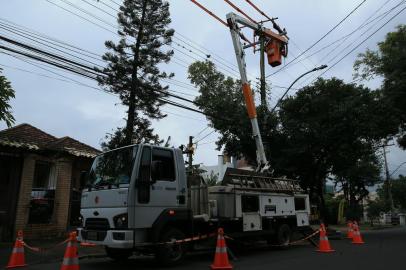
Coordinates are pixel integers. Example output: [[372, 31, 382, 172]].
[[201, 153, 254, 183], [0, 124, 100, 240]]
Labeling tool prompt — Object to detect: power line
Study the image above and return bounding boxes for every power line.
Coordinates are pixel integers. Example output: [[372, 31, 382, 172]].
[[195, 130, 216, 143], [0, 34, 101, 76], [46, 0, 245, 82], [0, 18, 104, 58], [189, 0, 228, 27], [95, 0, 119, 12], [82, 0, 117, 19], [296, 0, 405, 88], [1, 17, 200, 99], [107, 0, 121, 7], [266, 0, 367, 78], [0, 38, 225, 121], [286, 5, 395, 69], [304, 5, 406, 87], [46, 0, 118, 35], [325, 0, 404, 65], [59, 0, 117, 28], [0, 23, 105, 68], [223, 0, 257, 24]]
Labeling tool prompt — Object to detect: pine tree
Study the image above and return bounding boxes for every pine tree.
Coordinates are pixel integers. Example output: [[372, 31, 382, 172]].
[[101, 114, 163, 151], [97, 0, 174, 147], [0, 69, 15, 128]]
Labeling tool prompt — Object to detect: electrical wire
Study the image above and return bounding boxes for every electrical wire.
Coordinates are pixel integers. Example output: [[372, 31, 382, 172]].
[[266, 0, 367, 78], [195, 130, 216, 143], [302, 5, 406, 88], [223, 0, 257, 24]]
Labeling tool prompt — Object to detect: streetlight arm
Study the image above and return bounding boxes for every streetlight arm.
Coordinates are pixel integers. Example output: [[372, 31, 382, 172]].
[[270, 65, 327, 113]]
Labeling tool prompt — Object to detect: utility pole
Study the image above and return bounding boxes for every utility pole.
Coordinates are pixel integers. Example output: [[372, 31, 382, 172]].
[[259, 35, 267, 108], [382, 143, 395, 211], [187, 136, 194, 171]]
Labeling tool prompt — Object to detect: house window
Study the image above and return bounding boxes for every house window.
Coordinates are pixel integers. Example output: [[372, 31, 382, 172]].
[[29, 161, 56, 224]]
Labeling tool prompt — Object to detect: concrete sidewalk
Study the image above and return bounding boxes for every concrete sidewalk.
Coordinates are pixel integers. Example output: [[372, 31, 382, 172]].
[[0, 238, 105, 268]]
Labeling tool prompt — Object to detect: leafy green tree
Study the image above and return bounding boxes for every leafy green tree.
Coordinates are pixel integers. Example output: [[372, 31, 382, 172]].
[[354, 25, 406, 148], [391, 175, 406, 211], [97, 0, 174, 147], [188, 61, 278, 165], [0, 70, 15, 127], [204, 171, 219, 186], [278, 78, 383, 218], [380, 175, 406, 211], [188, 61, 385, 220]]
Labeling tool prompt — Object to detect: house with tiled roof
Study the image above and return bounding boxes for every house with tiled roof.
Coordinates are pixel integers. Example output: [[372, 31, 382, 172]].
[[0, 123, 100, 240]]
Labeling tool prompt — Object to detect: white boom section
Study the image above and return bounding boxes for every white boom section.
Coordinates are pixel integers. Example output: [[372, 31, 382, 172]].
[[226, 12, 268, 169]]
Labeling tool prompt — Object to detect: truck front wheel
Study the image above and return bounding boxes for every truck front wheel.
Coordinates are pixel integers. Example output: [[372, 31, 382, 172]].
[[155, 228, 186, 266], [105, 247, 133, 261]]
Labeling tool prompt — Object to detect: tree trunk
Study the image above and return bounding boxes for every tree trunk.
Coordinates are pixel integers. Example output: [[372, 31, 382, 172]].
[[318, 181, 327, 224], [125, 0, 148, 146]]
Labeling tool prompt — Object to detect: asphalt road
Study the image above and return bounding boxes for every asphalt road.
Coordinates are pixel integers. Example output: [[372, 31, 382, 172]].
[[20, 227, 406, 270]]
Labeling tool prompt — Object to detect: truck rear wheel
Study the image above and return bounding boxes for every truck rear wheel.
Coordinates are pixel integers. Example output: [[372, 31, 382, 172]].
[[268, 224, 291, 248], [276, 224, 291, 246], [105, 247, 133, 261], [155, 228, 186, 266]]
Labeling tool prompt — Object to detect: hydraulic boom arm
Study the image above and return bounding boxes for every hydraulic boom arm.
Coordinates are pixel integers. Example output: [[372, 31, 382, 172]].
[[226, 12, 288, 171]]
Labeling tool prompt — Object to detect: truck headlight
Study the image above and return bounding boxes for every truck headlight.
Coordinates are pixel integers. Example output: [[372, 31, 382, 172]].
[[113, 213, 128, 229]]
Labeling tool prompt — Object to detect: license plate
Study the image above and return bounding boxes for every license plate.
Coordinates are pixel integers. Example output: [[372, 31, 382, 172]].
[[87, 231, 98, 240]]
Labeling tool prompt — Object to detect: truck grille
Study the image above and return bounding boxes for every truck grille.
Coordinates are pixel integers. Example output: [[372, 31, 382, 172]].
[[85, 218, 110, 230]]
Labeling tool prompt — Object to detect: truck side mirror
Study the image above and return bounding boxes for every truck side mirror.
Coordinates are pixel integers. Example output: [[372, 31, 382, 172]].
[[151, 160, 163, 183]]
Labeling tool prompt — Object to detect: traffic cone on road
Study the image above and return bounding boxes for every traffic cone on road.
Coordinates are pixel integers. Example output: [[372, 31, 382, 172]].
[[210, 228, 233, 270], [352, 222, 365, 245], [60, 232, 79, 270], [346, 221, 354, 239], [316, 224, 335, 253], [6, 230, 27, 268]]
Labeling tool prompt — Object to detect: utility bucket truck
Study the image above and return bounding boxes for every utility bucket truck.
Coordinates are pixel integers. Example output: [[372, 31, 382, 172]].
[[77, 145, 310, 265], [77, 12, 311, 266]]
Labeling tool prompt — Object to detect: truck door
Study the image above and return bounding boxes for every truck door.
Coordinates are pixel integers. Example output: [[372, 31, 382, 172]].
[[134, 146, 180, 228]]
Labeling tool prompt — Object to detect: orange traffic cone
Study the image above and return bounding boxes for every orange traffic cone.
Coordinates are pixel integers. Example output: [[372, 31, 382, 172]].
[[6, 230, 27, 269], [210, 228, 233, 270], [346, 221, 354, 239], [316, 224, 335, 253], [60, 232, 79, 270], [352, 222, 365, 244]]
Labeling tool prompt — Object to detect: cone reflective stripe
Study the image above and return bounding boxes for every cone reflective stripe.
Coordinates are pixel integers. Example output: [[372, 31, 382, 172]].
[[352, 223, 365, 244], [6, 230, 27, 268], [316, 223, 335, 253], [346, 221, 354, 239], [60, 232, 79, 270], [210, 228, 233, 270]]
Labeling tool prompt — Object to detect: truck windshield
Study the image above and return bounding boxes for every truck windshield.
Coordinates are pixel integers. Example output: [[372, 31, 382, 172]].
[[88, 145, 138, 188]]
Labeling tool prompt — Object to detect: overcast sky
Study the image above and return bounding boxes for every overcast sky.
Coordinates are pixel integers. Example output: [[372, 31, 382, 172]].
[[0, 0, 405, 176]]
